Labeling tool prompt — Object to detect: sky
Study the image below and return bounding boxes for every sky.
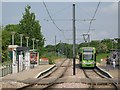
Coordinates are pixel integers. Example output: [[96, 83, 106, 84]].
[[1, 1, 119, 46]]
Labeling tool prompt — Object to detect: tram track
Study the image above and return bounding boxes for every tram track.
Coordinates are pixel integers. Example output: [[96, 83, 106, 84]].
[[83, 69, 95, 90], [16, 58, 71, 90], [83, 67, 119, 90], [2, 59, 119, 89], [94, 66, 119, 90]]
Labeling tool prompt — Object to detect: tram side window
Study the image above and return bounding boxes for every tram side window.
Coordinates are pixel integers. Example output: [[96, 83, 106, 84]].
[[83, 54, 93, 60]]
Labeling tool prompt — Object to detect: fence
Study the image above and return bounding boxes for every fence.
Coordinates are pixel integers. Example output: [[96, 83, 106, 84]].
[[0, 64, 12, 77]]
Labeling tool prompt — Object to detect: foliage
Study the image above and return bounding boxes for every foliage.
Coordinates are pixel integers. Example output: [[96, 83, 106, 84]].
[[19, 5, 44, 49], [118, 38, 120, 49], [0, 26, 2, 62], [45, 45, 55, 52], [45, 39, 118, 59], [56, 43, 73, 58], [96, 53, 110, 62], [4, 24, 19, 32], [98, 43, 108, 53], [2, 29, 11, 62], [41, 51, 64, 64], [2, 5, 44, 62]]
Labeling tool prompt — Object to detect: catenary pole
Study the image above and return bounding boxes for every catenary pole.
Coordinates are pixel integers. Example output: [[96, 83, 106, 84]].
[[73, 3, 76, 75]]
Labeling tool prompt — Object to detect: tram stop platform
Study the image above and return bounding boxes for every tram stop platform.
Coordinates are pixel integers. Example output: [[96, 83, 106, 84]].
[[97, 60, 119, 78], [1, 64, 55, 82]]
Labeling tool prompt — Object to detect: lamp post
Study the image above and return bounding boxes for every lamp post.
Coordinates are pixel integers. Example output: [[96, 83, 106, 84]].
[[11, 31, 16, 45], [25, 37, 29, 47], [36, 39, 39, 50], [32, 38, 35, 50], [19, 34, 24, 47]]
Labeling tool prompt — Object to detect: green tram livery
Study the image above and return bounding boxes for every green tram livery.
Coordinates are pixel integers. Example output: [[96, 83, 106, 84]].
[[79, 47, 96, 68]]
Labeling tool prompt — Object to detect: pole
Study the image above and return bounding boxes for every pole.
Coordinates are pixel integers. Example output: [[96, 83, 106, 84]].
[[36, 39, 39, 50], [12, 35, 14, 45], [25, 37, 29, 47], [55, 35, 56, 54], [60, 40, 61, 54], [88, 34, 90, 46], [11, 32, 16, 45], [73, 3, 76, 75], [112, 39, 114, 51], [20, 34, 23, 47], [32, 38, 35, 50]]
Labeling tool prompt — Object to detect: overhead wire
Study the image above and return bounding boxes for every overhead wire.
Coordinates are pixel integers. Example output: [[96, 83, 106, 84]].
[[51, 4, 72, 17], [43, 2, 62, 32], [44, 18, 96, 21], [87, 1, 101, 34], [43, 2, 101, 44], [43, 2, 67, 41], [76, 3, 92, 19]]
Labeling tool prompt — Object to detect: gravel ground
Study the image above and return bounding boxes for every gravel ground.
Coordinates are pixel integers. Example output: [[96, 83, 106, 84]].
[[49, 59, 89, 88], [63, 59, 86, 78], [2, 58, 117, 89], [1, 80, 28, 88], [50, 83, 89, 88]]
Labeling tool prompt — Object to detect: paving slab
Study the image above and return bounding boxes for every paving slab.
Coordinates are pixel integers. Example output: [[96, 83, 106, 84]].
[[2, 64, 55, 81], [97, 61, 119, 78]]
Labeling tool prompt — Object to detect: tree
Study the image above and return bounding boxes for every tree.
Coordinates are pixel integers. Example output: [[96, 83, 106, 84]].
[[45, 45, 55, 52], [0, 26, 2, 62], [56, 43, 73, 58], [97, 43, 108, 53], [19, 5, 44, 55], [4, 24, 19, 32], [101, 39, 111, 51], [4, 24, 20, 45], [2, 29, 11, 62]]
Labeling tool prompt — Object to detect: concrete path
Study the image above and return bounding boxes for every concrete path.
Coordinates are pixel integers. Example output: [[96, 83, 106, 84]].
[[97, 60, 119, 78], [2, 64, 55, 81]]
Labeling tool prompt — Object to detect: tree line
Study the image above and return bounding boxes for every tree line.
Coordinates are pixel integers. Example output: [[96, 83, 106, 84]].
[[45, 38, 119, 58]]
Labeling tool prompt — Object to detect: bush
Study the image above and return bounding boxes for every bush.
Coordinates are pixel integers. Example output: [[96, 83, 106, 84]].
[[41, 51, 64, 64], [49, 58, 55, 64]]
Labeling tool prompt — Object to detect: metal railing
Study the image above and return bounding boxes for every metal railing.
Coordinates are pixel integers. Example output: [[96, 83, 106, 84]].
[[0, 64, 12, 77]]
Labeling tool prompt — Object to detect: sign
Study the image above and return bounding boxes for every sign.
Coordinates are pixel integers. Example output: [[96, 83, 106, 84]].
[[30, 52, 38, 64]]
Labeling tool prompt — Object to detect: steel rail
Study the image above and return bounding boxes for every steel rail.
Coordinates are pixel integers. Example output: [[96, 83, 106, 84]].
[[83, 69, 94, 90], [17, 58, 70, 90], [94, 67, 119, 90], [40, 59, 71, 90]]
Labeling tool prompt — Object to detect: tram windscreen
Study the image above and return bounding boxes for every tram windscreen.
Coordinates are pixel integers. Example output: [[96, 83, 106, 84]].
[[83, 53, 93, 60], [83, 49, 94, 52]]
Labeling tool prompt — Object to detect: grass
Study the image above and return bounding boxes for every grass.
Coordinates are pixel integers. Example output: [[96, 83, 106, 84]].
[[96, 53, 110, 63], [41, 52, 65, 64]]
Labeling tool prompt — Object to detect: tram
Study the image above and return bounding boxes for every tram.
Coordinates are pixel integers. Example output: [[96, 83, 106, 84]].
[[79, 47, 96, 68]]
